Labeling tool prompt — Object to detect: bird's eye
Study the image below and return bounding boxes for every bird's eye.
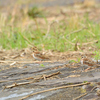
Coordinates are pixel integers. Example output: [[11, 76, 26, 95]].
[[81, 56, 84, 59]]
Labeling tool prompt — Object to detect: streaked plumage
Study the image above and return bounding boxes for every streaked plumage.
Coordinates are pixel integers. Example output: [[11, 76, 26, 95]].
[[32, 51, 49, 61]]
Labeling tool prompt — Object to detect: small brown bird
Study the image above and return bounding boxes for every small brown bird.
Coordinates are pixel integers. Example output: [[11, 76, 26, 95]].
[[32, 51, 49, 61], [81, 56, 98, 66]]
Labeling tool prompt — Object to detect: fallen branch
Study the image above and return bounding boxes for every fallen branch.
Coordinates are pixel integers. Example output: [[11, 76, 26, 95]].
[[3, 71, 60, 89], [73, 93, 88, 100], [20, 82, 90, 100], [0, 60, 53, 63], [23, 71, 60, 81], [3, 81, 31, 91], [11, 54, 20, 59]]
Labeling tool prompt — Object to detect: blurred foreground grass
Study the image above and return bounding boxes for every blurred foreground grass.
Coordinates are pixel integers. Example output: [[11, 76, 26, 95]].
[[0, 4, 100, 52]]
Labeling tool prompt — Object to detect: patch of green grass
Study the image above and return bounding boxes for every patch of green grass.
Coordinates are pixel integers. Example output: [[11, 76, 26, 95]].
[[93, 51, 100, 60], [69, 60, 77, 63], [0, 6, 100, 52], [40, 64, 45, 67]]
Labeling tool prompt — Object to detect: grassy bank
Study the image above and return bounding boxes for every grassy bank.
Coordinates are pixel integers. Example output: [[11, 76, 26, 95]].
[[0, 5, 100, 52]]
